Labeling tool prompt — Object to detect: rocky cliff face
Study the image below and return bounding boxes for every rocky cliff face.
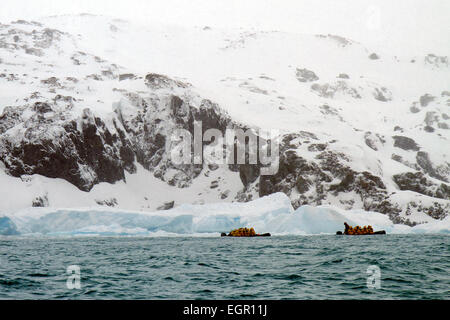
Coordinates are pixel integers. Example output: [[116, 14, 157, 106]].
[[0, 74, 236, 191], [0, 102, 136, 191], [244, 133, 449, 224]]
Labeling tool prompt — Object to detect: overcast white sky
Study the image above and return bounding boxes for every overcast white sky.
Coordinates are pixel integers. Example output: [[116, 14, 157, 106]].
[[1, 0, 449, 55]]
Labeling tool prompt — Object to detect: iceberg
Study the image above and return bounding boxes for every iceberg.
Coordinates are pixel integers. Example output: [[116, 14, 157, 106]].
[[0, 216, 19, 235], [0, 193, 448, 236]]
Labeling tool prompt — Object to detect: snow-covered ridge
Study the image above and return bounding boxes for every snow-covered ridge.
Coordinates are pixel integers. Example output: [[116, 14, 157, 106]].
[[0, 15, 449, 226]]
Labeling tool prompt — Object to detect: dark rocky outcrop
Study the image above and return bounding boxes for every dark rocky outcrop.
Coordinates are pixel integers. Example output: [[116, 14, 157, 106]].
[[119, 73, 136, 81], [410, 105, 420, 113], [116, 88, 233, 188], [32, 194, 49, 207], [311, 81, 361, 99], [0, 106, 24, 134], [157, 201, 175, 210], [393, 171, 450, 200], [295, 68, 319, 82], [258, 135, 398, 216], [392, 136, 420, 151], [424, 111, 438, 127], [145, 73, 189, 89], [424, 54, 448, 68], [115, 75, 269, 190], [420, 94, 434, 107], [0, 103, 137, 191], [95, 198, 118, 207], [373, 87, 392, 102], [220, 190, 230, 199], [239, 164, 260, 188], [416, 151, 448, 182], [337, 73, 350, 79], [365, 132, 385, 151]]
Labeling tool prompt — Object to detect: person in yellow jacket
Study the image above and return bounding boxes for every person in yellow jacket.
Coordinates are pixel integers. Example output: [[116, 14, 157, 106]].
[[229, 227, 257, 237], [344, 223, 374, 235]]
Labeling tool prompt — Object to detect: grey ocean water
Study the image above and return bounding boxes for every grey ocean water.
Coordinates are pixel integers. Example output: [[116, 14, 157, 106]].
[[0, 234, 448, 299]]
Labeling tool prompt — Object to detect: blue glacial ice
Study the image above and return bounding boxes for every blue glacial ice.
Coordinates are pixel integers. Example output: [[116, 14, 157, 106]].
[[0, 193, 449, 236], [0, 216, 20, 235]]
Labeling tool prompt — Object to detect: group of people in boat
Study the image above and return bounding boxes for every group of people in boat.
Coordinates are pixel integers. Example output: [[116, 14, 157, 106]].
[[229, 227, 256, 237], [344, 222, 374, 235], [225, 223, 379, 237]]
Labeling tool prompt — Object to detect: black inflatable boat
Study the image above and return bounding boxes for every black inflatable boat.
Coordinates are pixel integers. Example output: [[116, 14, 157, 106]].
[[336, 230, 386, 235], [221, 232, 271, 237]]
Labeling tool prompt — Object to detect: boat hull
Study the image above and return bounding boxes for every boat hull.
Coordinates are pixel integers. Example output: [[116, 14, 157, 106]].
[[336, 230, 386, 235], [221, 232, 271, 237]]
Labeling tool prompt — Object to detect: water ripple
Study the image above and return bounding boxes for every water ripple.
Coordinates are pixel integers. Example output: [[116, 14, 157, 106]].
[[0, 234, 448, 299]]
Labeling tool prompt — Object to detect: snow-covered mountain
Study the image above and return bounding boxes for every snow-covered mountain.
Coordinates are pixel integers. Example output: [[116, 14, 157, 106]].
[[0, 14, 449, 226]]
